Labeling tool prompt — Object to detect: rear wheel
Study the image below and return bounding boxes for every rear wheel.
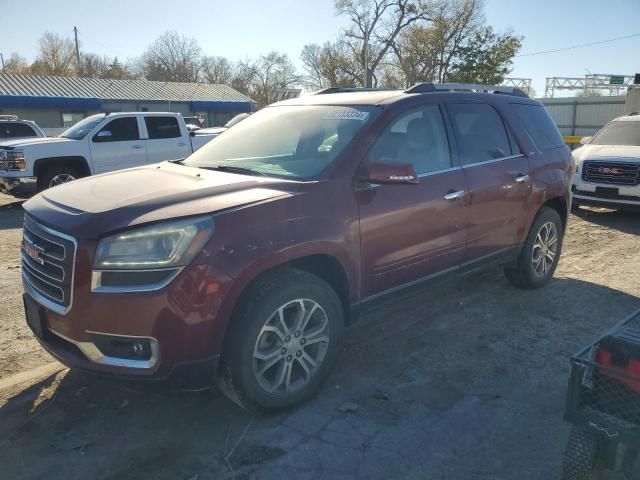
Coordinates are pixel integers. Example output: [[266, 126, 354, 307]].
[[504, 207, 564, 289], [37, 166, 80, 192], [223, 269, 344, 411]]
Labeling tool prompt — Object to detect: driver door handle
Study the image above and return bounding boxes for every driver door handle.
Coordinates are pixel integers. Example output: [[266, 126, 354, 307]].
[[443, 190, 465, 200], [515, 174, 529, 183], [131, 144, 145, 150]]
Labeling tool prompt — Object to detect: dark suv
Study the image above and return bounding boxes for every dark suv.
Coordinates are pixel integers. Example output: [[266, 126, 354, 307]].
[[21, 83, 572, 410]]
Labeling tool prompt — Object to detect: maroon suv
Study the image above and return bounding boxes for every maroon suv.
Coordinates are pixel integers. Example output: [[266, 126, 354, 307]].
[[21, 83, 572, 410]]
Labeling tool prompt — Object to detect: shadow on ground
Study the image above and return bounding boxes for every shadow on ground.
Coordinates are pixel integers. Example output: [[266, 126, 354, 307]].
[[2, 270, 639, 480], [0, 201, 24, 230], [572, 206, 640, 235]]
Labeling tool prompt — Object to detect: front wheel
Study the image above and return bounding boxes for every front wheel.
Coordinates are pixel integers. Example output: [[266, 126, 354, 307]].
[[223, 269, 344, 411], [37, 166, 80, 192], [504, 207, 564, 289]]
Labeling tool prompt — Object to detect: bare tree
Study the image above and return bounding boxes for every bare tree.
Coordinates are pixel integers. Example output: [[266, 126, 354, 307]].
[[201, 56, 235, 84], [237, 52, 301, 107], [301, 41, 362, 89], [30, 32, 77, 76], [335, 0, 435, 87], [392, 0, 483, 85], [2, 53, 30, 74], [139, 31, 203, 82], [79, 53, 109, 78]]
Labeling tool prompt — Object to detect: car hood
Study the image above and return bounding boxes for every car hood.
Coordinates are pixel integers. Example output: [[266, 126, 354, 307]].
[[0, 137, 73, 149], [573, 144, 640, 163], [23, 162, 301, 239]]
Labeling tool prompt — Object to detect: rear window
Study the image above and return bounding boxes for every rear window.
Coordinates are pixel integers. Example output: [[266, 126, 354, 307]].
[[145, 116, 181, 139], [512, 104, 564, 150], [1, 122, 37, 138]]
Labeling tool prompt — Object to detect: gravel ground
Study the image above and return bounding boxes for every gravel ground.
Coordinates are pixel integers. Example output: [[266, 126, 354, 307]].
[[0, 190, 639, 479]]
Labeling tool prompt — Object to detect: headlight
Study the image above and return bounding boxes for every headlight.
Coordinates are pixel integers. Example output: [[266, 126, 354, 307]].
[[94, 216, 214, 270], [0, 150, 26, 171]]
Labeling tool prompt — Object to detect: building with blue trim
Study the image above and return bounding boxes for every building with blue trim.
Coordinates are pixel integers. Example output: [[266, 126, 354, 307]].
[[0, 73, 254, 134]]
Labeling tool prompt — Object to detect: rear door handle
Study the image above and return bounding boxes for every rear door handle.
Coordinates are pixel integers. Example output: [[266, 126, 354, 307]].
[[131, 144, 144, 150], [515, 174, 529, 183], [177, 142, 186, 147], [443, 190, 465, 200]]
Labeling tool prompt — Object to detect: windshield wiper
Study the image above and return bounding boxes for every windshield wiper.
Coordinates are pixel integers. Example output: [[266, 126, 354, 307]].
[[204, 165, 265, 176]]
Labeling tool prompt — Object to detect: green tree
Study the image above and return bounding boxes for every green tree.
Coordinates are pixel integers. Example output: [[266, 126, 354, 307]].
[[447, 26, 522, 84]]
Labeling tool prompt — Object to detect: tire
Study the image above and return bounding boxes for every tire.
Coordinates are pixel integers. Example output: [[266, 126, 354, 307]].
[[561, 427, 607, 480], [37, 166, 80, 192], [223, 268, 344, 412], [504, 207, 564, 289]]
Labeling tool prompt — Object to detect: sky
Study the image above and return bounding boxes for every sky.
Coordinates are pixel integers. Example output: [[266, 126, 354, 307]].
[[1, 0, 639, 97]]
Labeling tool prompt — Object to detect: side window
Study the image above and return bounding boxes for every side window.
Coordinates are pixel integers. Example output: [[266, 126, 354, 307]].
[[370, 104, 452, 175], [145, 116, 181, 139], [448, 103, 514, 165], [512, 103, 564, 150], [93, 117, 140, 143]]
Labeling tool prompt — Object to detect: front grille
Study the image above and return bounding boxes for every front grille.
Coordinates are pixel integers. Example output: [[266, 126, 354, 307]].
[[582, 160, 640, 186], [22, 215, 77, 313]]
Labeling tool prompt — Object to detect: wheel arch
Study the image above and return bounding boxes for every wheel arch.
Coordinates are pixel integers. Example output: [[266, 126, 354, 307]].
[[542, 196, 568, 230], [33, 156, 92, 179], [215, 252, 353, 363]]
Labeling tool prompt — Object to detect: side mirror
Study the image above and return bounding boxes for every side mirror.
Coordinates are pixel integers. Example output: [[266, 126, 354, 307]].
[[579, 136, 592, 145], [94, 130, 113, 142], [365, 160, 419, 185]]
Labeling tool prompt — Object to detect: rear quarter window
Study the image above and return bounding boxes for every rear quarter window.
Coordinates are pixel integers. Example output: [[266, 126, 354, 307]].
[[512, 104, 564, 150]]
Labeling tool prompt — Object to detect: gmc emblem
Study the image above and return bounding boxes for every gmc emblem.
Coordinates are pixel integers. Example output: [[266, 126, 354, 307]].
[[22, 238, 46, 266], [598, 167, 624, 175]]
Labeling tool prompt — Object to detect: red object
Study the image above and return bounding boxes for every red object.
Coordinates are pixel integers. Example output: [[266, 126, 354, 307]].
[[21, 90, 573, 384]]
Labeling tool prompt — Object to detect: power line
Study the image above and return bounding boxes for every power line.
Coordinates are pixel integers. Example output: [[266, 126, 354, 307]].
[[516, 33, 640, 57]]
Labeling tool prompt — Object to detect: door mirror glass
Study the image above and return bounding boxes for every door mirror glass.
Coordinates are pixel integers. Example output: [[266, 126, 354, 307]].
[[579, 136, 592, 145], [365, 160, 419, 185]]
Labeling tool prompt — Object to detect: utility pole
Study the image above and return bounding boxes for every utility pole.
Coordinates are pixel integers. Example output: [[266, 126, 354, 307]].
[[0, 53, 5, 71], [73, 26, 81, 73]]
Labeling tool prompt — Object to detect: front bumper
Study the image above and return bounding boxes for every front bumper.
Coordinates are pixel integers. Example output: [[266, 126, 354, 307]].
[[0, 176, 36, 193], [572, 173, 640, 208], [23, 256, 234, 386]]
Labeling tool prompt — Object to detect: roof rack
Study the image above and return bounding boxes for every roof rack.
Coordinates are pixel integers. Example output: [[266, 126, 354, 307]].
[[405, 82, 529, 98], [313, 87, 396, 95], [0, 115, 19, 121]]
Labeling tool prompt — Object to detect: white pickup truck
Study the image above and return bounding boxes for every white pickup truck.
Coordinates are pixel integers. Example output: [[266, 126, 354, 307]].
[[0, 112, 217, 193]]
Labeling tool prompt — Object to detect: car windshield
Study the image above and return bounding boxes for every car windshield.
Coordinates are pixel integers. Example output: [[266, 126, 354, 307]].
[[224, 113, 250, 128], [59, 114, 106, 140], [184, 105, 379, 179], [591, 121, 640, 146]]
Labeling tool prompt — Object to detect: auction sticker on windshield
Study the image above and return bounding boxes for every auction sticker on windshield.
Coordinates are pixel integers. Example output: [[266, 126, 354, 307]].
[[324, 111, 370, 121]]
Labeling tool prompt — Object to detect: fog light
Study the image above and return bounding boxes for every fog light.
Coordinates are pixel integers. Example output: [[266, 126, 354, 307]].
[[93, 334, 153, 361], [133, 342, 144, 357]]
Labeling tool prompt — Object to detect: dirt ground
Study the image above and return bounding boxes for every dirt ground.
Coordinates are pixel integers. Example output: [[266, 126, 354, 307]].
[[0, 190, 639, 480]]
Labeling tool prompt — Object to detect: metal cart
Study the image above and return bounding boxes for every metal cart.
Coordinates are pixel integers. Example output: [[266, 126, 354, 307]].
[[562, 308, 640, 480]]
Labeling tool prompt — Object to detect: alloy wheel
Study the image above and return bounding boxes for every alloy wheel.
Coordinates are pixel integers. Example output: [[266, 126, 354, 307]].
[[252, 298, 330, 394], [49, 173, 76, 188], [531, 221, 558, 276]]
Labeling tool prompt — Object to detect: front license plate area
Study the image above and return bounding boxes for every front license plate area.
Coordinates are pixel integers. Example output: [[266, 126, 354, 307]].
[[24, 294, 45, 338], [595, 186, 619, 198]]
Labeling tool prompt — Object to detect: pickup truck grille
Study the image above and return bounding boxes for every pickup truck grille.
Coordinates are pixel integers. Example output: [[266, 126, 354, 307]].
[[22, 215, 77, 313], [582, 161, 640, 186]]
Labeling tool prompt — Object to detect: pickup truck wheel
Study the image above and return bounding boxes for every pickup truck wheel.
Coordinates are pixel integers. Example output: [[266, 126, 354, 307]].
[[224, 269, 344, 412], [38, 167, 79, 192], [504, 207, 564, 289]]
